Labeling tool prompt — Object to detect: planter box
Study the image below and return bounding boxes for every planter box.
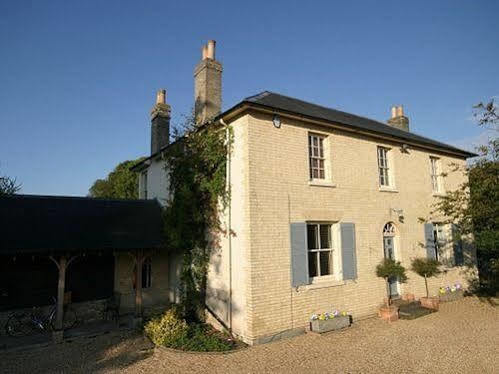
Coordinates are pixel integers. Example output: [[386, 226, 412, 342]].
[[439, 290, 464, 303], [310, 316, 351, 333], [378, 306, 399, 322], [420, 297, 439, 310]]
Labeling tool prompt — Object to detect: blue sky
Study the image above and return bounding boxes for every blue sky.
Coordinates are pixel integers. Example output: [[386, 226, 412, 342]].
[[1, 0, 498, 196]]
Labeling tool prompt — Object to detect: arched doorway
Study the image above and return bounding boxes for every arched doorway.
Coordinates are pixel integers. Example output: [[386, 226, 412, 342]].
[[383, 222, 399, 298]]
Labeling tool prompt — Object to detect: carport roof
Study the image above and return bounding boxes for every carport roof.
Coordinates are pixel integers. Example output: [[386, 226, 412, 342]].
[[0, 194, 164, 254]]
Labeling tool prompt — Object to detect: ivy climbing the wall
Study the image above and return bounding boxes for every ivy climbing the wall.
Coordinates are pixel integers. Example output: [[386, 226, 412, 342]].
[[163, 116, 232, 322]]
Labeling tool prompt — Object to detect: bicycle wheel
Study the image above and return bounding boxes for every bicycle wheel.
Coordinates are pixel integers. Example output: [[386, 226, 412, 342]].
[[51, 307, 78, 330], [5, 314, 31, 337]]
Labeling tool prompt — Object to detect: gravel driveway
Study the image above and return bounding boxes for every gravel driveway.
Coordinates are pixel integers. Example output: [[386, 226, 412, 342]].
[[0, 297, 497, 374]]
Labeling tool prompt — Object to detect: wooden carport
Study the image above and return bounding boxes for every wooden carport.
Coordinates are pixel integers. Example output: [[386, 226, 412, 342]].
[[0, 194, 164, 341]]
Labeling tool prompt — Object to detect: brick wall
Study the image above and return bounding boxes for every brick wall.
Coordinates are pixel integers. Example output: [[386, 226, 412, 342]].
[[224, 110, 477, 344]]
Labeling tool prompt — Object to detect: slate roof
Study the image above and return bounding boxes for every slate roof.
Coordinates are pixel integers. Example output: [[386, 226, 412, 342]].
[[0, 195, 164, 254], [240, 91, 476, 158], [132, 91, 476, 171]]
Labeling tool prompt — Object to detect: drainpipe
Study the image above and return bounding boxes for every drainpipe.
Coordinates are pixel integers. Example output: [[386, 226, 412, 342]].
[[220, 118, 232, 332]]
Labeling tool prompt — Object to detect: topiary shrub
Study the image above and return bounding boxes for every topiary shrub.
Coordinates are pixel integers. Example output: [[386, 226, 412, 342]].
[[411, 257, 441, 297], [144, 308, 189, 347], [376, 258, 408, 307]]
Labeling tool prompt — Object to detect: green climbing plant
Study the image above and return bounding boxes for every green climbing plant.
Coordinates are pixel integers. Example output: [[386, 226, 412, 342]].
[[163, 115, 232, 321]]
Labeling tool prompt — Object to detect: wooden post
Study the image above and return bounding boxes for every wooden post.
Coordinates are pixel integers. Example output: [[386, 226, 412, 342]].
[[55, 255, 67, 331], [135, 249, 144, 318]]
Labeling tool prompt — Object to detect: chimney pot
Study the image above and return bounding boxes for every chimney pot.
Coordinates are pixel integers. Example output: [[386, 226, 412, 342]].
[[206, 40, 216, 59], [387, 104, 409, 131], [397, 105, 404, 117], [391, 106, 397, 119], [202, 44, 208, 60], [156, 89, 166, 104]]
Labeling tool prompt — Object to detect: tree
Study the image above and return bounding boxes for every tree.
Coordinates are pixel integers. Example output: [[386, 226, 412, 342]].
[[411, 258, 441, 297], [433, 98, 498, 294], [88, 158, 145, 199], [0, 172, 21, 196], [376, 258, 407, 307]]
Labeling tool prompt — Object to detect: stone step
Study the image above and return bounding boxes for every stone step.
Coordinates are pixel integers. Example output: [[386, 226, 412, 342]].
[[398, 302, 435, 320]]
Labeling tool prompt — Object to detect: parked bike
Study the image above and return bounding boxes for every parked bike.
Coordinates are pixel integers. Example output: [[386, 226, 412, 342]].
[[5, 297, 77, 337]]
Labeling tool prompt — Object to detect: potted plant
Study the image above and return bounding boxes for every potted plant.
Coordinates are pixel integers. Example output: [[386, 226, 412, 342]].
[[411, 257, 441, 310], [376, 258, 408, 321], [309, 310, 351, 333]]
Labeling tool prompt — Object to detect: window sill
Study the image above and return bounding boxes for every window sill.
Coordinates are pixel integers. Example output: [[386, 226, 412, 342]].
[[308, 180, 337, 188], [432, 192, 446, 197], [301, 279, 346, 290], [379, 187, 399, 193]]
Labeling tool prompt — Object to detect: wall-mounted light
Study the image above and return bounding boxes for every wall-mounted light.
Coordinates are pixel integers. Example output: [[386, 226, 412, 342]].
[[391, 208, 404, 223], [273, 114, 281, 128], [401, 144, 410, 153]]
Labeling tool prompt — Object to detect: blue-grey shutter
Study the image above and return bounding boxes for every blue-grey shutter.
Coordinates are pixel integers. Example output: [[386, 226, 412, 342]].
[[452, 224, 464, 266], [424, 223, 436, 259], [290, 222, 309, 287], [341, 223, 357, 280]]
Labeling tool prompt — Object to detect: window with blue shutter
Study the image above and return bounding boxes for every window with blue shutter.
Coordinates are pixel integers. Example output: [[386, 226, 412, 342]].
[[424, 223, 437, 259], [341, 223, 357, 280], [290, 223, 309, 287]]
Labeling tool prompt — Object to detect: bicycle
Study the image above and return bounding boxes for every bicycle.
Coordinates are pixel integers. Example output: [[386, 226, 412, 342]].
[[5, 297, 78, 337]]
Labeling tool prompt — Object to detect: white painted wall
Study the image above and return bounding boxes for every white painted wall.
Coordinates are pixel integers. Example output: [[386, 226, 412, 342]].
[[139, 158, 169, 206]]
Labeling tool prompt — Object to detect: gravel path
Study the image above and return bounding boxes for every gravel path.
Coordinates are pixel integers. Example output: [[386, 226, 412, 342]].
[[0, 297, 497, 374]]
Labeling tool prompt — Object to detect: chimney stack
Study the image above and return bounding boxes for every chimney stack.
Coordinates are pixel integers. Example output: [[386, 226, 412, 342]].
[[150, 89, 170, 155], [194, 40, 222, 125], [387, 105, 409, 131]]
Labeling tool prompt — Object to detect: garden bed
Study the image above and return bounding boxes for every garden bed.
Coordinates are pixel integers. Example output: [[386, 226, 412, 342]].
[[143, 309, 245, 352]]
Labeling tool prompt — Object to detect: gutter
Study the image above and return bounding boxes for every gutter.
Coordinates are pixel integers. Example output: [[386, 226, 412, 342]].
[[220, 118, 233, 333], [237, 101, 477, 159]]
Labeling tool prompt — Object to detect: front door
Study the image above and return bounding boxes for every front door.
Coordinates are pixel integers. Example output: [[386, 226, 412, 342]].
[[383, 237, 399, 297]]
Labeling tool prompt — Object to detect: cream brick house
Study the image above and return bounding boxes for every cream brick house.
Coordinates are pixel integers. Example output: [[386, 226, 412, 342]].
[[132, 40, 477, 345]]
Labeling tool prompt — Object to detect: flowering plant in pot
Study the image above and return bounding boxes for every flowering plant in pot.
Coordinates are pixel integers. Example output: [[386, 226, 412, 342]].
[[411, 257, 441, 310], [376, 258, 408, 321], [439, 282, 464, 302], [309, 309, 351, 333]]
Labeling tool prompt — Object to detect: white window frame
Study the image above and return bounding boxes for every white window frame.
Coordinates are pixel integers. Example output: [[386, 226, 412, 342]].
[[430, 157, 443, 193], [377, 146, 391, 187], [308, 133, 327, 181], [307, 223, 340, 282], [432, 223, 446, 262]]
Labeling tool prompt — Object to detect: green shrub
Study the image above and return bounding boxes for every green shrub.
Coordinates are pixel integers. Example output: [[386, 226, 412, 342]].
[[144, 309, 234, 352], [376, 258, 408, 307], [144, 308, 189, 347], [182, 324, 232, 352], [376, 258, 408, 281], [411, 257, 441, 297]]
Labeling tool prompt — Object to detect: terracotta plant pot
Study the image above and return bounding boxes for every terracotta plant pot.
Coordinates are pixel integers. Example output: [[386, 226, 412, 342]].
[[402, 293, 415, 302], [379, 306, 399, 322], [420, 296, 439, 310]]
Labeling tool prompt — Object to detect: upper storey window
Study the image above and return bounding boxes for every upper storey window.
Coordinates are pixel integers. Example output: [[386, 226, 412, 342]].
[[430, 157, 443, 193], [309, 134, 326, 180], [377, 147, 390, 187]]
